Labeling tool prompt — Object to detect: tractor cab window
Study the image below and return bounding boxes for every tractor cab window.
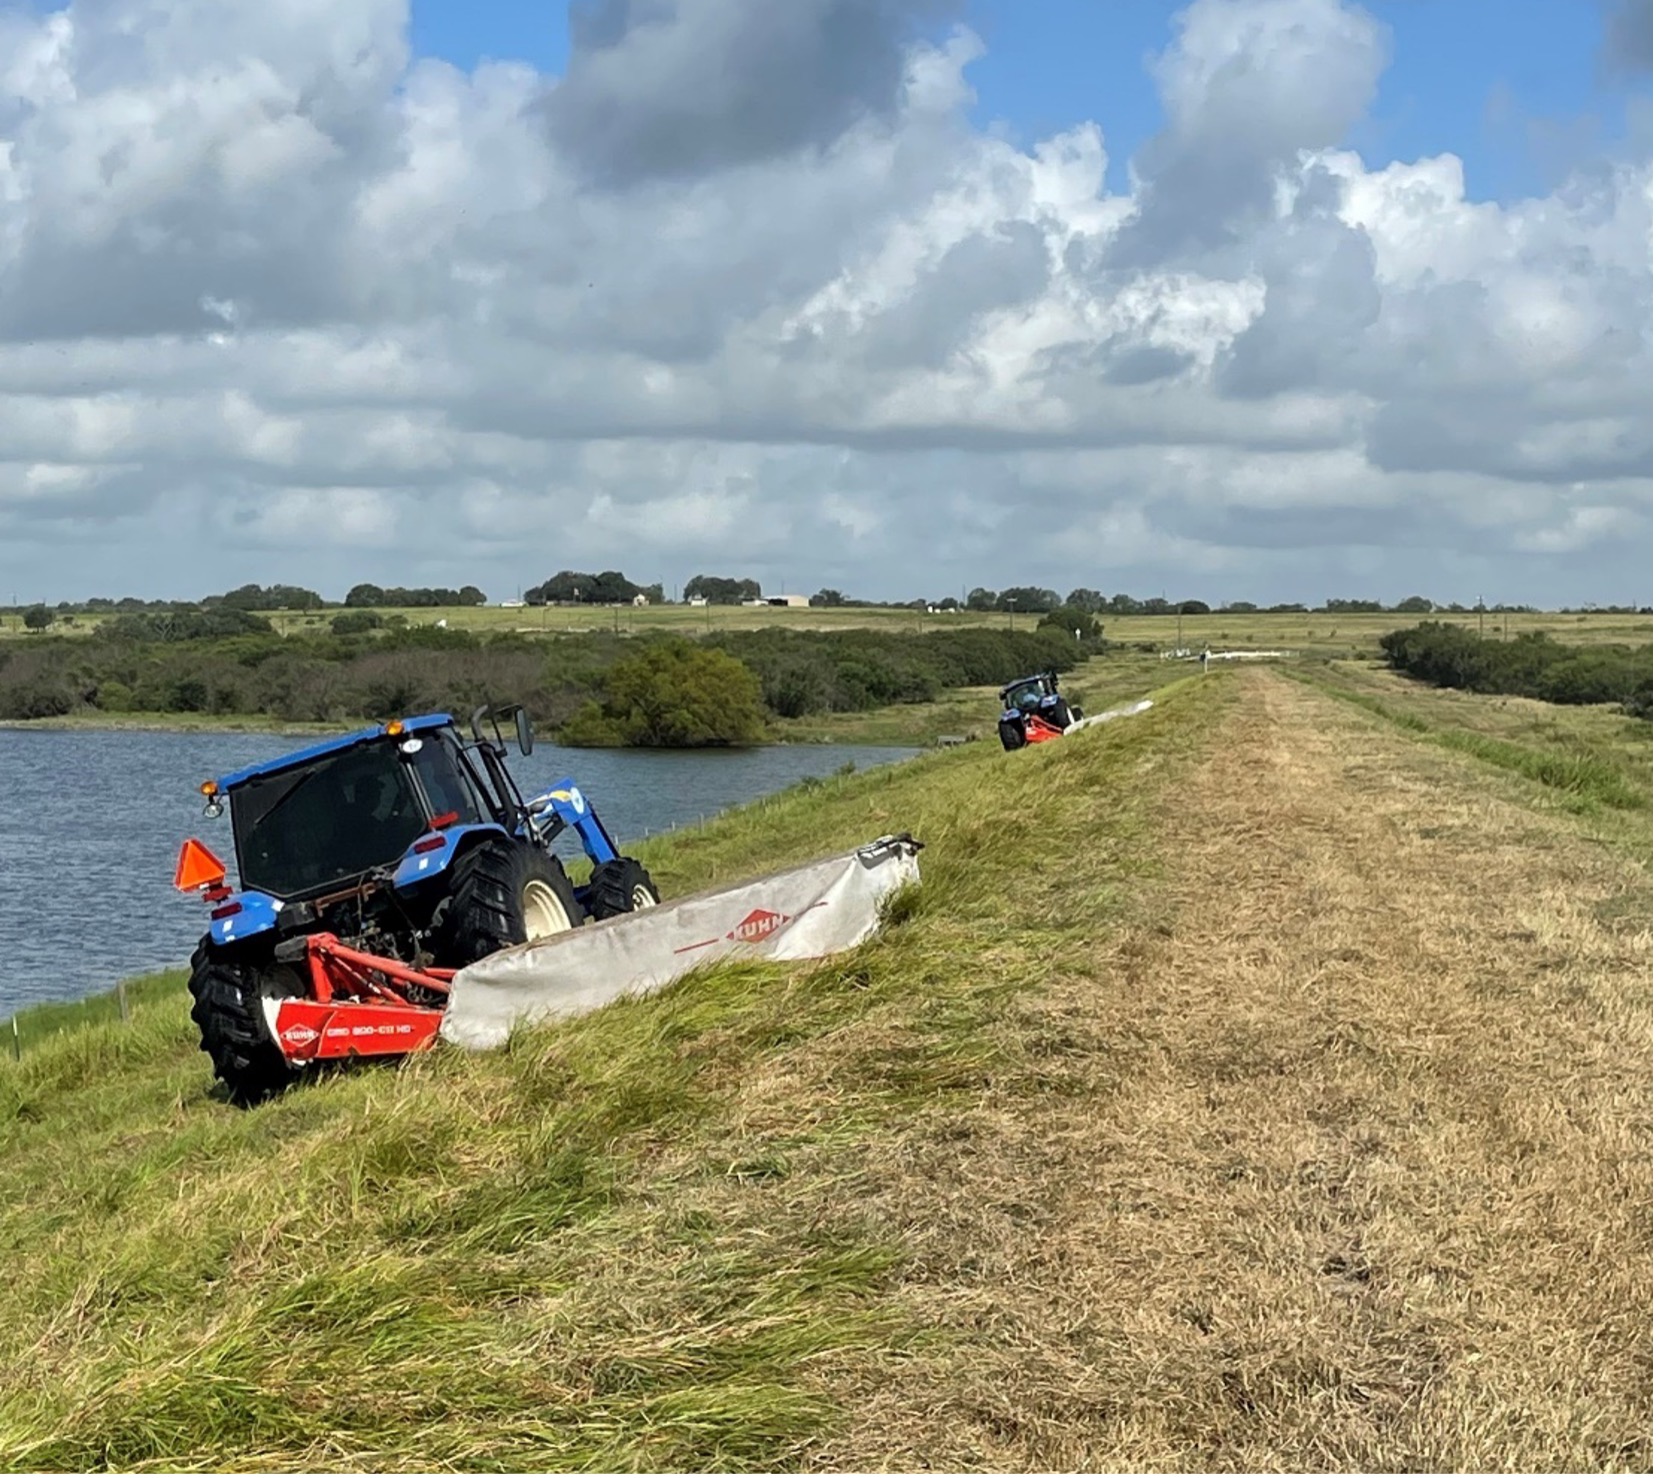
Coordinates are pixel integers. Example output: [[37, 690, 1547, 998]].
[[1004, 680, 1045, 710], [408, 735, 491, 825], [231, 745, 428, 899]]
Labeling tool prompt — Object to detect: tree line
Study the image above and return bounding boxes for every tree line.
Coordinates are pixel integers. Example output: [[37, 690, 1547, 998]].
[[7, 576, 1648, 627], [0, 621, 1092, 741], [1380, 622, 1652, 719]]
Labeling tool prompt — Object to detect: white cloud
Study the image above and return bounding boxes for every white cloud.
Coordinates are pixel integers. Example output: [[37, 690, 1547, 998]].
[[0, 0, 1647, 606]]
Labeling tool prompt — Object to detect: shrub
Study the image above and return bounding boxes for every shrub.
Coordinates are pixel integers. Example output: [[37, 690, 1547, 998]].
[[567, 638, 768, 747]]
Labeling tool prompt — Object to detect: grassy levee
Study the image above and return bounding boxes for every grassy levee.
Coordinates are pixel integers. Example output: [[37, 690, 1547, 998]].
[[2, 662, 1648, 1471], [0, 675, 1210, 1472]]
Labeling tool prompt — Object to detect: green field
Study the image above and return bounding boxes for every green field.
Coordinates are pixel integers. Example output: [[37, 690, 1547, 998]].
[[4, 601, 1650, 656]]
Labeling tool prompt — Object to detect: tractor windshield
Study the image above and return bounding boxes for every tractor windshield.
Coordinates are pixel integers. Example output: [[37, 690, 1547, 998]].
[[231, 742, 429, 899], [1002, 679, 1046, 710]]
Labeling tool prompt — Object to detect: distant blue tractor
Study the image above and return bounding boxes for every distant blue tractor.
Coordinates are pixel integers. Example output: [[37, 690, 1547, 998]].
[[997, 671, 1081, 750], [177, 705, 658, 1103]]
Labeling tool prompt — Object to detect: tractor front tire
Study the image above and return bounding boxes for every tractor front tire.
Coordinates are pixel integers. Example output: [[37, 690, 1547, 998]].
[[586, 858, 661, 920], [999, 717, 1027, 751], [437, 838, 582, 967], [1047, 697, 1074, 729], [187, 945, 301, 1106]]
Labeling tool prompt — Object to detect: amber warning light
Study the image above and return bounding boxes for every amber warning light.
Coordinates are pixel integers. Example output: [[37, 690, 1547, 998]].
[[174, 838, 227, 893]]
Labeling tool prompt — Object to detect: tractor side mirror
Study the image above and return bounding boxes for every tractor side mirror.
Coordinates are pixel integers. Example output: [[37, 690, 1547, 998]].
[[515, 708, 534, 756]]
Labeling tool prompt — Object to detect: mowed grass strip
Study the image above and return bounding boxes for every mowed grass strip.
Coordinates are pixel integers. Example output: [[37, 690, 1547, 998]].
[[0, 677, 1213, 1472], [800, 669, 1648, 1472]]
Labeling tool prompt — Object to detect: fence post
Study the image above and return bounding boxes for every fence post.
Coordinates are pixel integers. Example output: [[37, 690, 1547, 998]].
[[10, 1017, 18, 1062], [118, 979, 129, 1023]]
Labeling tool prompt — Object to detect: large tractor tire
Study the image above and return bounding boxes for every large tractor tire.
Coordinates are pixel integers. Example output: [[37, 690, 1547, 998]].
[[586, 858, 661, 920], [436, 837, 582, 967], [187, 944, 302, 1106], [1046, 697, 1074, 729], [998, 716, 1027, 751]]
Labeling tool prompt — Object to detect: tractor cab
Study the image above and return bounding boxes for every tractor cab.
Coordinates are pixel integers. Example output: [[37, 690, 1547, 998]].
[[999, 672, 1061, 713]]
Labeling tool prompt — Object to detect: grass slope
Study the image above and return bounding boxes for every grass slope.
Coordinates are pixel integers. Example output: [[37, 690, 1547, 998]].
[[0, 676, 1209, 1471]]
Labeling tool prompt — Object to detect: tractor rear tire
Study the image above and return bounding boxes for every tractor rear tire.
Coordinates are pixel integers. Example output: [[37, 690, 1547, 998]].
[[999, 717, 1027, 751], [187, 944, 301, 1106], [436, 838, 582, 967], [586, 858, 661, 920]]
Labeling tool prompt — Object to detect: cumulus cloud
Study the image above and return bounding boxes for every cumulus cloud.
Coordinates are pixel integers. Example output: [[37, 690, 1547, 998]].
[[0, 0, 1648, 607]]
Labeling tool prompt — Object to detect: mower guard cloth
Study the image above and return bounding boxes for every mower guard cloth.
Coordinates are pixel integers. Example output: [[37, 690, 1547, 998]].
[[1066, 697, 1153, 733], [440, 833, 924, 1052]]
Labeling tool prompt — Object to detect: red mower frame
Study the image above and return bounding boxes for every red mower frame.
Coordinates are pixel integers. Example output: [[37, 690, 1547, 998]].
[[265, 933, 453, 1065]]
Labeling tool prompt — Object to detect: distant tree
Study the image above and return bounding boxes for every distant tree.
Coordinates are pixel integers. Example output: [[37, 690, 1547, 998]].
[[1106, 593, 1143, 615], [996, 586, 1060, 613], [106, 608, 274, 641], [683, 574, 761, 605], [1267, 602, 1307, 613], [22, 604, 50, 632], [1220, 601, 1258, 613], [569, 638, 767, 747], [1394, 595, 1435, 613], [1065, 588, 1107, 614], [1140, 597, 1172, 615], [965, 587, 999, 612], [1178, 599, 1210, 615], [811, 588, 848, 607], [457, 585, 488, 606], [331, 611, 384, 636], [1323, 598, 1384, 613], [935, 596, 960, 610], [345, 583, 385, 608], [1038, 606, 1103, 645], [215, 583, 324, 612]]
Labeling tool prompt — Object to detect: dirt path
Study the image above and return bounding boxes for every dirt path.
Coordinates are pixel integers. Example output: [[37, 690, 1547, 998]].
[[818, 668, 1651, 1472]]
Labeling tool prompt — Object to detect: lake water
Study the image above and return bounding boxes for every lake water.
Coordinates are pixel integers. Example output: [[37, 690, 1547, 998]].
[[0, 727, 917, 1019]]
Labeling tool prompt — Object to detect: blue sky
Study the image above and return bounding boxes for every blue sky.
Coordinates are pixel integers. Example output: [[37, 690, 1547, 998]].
[[410, 0, 1652, 202]]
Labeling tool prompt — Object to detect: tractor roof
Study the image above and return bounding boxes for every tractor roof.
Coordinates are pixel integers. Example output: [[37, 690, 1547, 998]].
[[213, 713, 455, 792]]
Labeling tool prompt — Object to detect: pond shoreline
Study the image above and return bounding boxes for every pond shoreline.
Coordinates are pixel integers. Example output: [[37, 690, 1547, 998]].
[[0, 712, 928, 746]]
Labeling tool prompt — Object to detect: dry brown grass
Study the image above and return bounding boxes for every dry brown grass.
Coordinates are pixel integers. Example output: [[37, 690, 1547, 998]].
[[751, 669, 1650, 1471]]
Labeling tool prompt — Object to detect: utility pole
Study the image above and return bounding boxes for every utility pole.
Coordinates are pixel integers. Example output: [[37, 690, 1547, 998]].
[[1478, 596, 1484, 640]]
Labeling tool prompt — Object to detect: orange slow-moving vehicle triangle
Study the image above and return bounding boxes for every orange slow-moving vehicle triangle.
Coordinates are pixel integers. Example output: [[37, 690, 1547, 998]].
[[174, 837, 227, 892]]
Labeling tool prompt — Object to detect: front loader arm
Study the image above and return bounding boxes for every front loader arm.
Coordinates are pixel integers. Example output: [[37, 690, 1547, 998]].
[[523, 778, 623, 867]]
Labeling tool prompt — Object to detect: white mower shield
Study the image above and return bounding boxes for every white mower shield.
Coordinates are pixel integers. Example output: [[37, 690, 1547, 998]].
[[440, 834, 923, 1051]]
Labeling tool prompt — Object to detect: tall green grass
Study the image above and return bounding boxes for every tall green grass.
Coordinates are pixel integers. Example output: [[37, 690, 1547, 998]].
[[0, 676, 1212, 1471]]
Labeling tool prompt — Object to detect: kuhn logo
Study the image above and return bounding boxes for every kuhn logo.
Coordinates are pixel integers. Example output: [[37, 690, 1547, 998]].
[[280, 1022, 320, 1048], [728, 907, 788, 943]]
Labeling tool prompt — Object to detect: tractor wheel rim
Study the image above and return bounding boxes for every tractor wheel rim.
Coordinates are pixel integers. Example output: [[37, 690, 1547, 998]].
[[630, 883, 658, 910], [522, 879, 570, 940]]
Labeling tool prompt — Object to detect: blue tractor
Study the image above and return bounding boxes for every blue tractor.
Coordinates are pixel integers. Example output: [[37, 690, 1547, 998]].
[[997, 671, 1081, 750], [176, 705, 659, 1103]]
